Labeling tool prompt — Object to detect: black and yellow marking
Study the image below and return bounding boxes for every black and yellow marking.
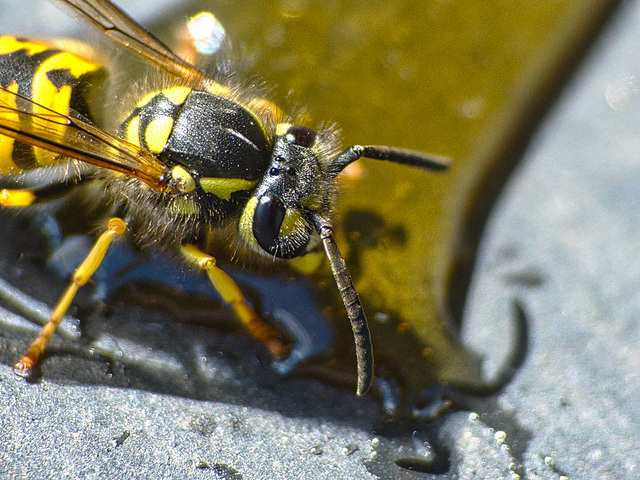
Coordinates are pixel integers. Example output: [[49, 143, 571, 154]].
[[0, 37, 103, 174], [120, 85, 275, 204], [119, 86, 190, 155], [198, 177, 258, 200]]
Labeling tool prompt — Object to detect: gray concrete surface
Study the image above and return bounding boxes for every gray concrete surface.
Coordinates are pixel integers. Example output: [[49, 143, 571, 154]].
[[463, 0, 640, 477]]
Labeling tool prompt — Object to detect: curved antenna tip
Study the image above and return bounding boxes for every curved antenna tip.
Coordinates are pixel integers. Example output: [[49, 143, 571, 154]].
[[314, 216, 374, 396]]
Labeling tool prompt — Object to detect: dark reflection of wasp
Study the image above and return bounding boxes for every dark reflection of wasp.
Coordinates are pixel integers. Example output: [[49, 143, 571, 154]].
[[0, 0, 450, 396]]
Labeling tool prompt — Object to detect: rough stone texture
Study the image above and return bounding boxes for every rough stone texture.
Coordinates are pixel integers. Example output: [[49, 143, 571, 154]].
[[463, 0, 640, 477]]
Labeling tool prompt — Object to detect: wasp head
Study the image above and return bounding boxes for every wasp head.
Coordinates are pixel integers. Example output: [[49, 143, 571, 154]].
[[239, 124, 337, 259]]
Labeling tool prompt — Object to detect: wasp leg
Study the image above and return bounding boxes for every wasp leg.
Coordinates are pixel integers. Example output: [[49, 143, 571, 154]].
[[1, 175, 89, 206], [0, 188, 37, 206], [180, 244, 287, 358], [13, 217, 127, 379]]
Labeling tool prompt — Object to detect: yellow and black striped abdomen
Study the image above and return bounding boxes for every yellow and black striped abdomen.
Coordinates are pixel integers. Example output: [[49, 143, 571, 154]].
[[0, 37, 103, 175]]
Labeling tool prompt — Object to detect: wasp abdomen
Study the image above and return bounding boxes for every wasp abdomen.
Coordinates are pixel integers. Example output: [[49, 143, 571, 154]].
[[0, 37, 103, 174]]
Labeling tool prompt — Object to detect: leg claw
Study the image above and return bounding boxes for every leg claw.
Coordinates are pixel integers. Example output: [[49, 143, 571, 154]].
[[13, 359, 35, 379]]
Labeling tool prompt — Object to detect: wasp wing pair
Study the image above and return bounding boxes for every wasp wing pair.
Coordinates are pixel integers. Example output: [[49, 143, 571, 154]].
[[0, 0, 199, 190]]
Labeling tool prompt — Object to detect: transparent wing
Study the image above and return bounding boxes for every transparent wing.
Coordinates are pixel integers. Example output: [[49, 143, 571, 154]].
[[57, 0, 207, 86], [0, 87, 169, 190]]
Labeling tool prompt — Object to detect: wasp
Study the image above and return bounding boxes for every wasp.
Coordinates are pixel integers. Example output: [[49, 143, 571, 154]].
[[0, 0, 449, 396]]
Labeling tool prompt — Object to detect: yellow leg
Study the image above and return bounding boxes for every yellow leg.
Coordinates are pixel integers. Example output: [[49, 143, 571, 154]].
[[14, 217, 127, 378], [0, 188, 37, 206], [181, 244, 287, 358]]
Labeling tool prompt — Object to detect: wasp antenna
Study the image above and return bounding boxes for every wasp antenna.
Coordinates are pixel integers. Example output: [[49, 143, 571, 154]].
[[361, 145, 451, 170], [313, 215, 374, 396], [330, 145, 450, 177]]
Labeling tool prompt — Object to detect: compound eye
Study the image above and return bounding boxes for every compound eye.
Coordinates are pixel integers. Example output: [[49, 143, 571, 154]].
[[287, 125, 316, 147], [253, 195, 286, 253]]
